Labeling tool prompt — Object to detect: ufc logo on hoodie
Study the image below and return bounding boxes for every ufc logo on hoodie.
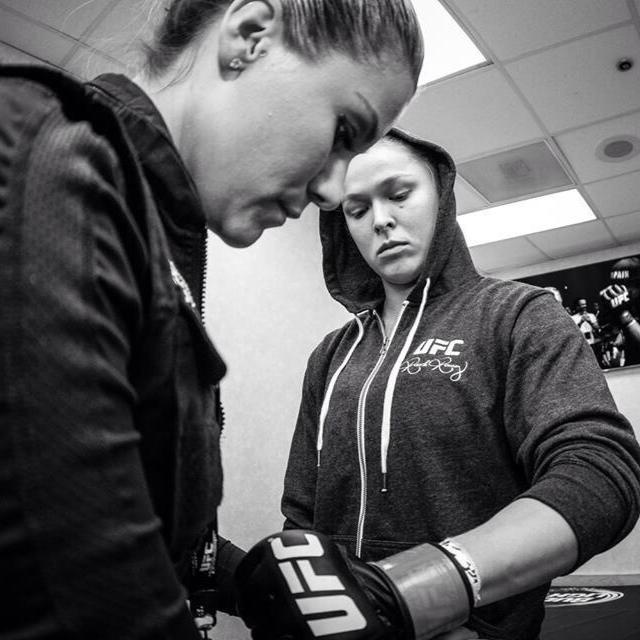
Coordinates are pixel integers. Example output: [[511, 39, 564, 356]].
[[413, 338, 464, 356], [401, 337, 469, 381], [270, 534, 367, 637]]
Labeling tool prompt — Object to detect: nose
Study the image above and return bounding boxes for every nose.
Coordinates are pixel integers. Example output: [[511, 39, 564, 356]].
[[307, 154, 349, 211], [372, 202, 395, 234]]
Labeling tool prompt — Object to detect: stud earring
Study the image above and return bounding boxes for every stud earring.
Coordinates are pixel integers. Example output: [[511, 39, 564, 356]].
[[229, 58, 244, 71]]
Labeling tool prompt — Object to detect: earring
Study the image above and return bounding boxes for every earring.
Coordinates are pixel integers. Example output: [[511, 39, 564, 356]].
[[229, 58, 244, 71]]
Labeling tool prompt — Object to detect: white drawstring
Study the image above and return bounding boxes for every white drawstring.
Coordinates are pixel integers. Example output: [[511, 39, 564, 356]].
[[380, 278, 431, 492], [316, 313, 366, 467]]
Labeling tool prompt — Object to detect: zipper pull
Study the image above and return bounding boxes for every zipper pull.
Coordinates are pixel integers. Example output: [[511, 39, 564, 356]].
[[380, 338, 389, 356]]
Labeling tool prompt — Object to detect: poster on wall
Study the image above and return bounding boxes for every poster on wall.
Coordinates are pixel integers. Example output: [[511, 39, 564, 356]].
[[515, 255, 640, 370]]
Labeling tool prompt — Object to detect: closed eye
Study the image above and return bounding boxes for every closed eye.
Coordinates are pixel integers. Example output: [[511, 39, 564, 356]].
[[343, 202, 369, 219], [334, 115, 356, 152], [389, 189, 410, 202]]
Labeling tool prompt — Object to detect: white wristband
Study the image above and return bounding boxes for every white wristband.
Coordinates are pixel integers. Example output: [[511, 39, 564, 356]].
[[438, 538, 482, 606]]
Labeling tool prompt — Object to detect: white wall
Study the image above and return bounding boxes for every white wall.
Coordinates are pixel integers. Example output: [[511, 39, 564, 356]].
[[206, 208, 348, 548], [207, 208, 348, 639]]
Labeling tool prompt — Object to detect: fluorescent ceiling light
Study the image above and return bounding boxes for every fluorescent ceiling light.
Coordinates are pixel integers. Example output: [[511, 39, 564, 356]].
[[414, 0, 487, 85], [458, 189, 596, 247]]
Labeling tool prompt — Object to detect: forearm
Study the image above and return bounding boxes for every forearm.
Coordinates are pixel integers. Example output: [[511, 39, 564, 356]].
[[454, 497, 577, 605], [620, 310, 640, 342]]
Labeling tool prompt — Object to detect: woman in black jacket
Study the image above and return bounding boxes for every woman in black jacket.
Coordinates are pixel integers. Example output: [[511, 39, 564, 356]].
[[0, 1, 421, 638]]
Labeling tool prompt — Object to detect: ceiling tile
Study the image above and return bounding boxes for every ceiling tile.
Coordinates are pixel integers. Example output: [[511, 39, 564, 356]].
[[606, 210, 640, 243], [469, 237, 548, 273], [454, 176, 487, 214], [0, 6, 75, 64], [398, 66, 544, 161], [85, 0, 163, 69], [0, 0, 113, 39], [556, 111, 640, 182], [506, 25, 640, 133], [584, 171, 640, 217], [0, 40, 45, 65], [527, 220, 615, 258], [457, 141, 573, 203], [450, 0, 630, 60], [64, 46, 127, 80]]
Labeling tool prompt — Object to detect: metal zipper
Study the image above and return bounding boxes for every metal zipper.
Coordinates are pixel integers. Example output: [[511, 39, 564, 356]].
[[200, 228, 209, 325], [354, 304, 408, 557]]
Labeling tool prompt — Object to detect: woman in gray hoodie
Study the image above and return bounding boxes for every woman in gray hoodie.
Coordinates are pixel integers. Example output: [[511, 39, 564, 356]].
[[279, 129, 640, 639]]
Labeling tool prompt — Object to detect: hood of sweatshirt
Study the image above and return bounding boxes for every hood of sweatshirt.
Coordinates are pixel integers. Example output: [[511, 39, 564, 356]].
[[320, 128, 478, 312]]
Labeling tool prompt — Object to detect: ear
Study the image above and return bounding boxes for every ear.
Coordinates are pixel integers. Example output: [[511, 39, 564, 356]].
[[218, 0, 282, 75]]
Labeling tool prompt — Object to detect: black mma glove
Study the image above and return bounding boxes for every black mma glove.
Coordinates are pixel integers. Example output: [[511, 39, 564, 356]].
[[189, 533, 247, 620], [234, 529, 399, 640], [600, 284, 633, 319], [344, 554, 411, 637], [234, 530, 472, 640]]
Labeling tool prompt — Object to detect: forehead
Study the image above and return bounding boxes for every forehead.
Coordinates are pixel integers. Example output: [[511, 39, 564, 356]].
[[318, 54, 414, 125], [345, 140, 434, 193]]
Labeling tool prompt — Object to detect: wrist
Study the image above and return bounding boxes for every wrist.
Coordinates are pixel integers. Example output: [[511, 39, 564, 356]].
[[373, 543, 470, 640], [438, 538, 482, 607]]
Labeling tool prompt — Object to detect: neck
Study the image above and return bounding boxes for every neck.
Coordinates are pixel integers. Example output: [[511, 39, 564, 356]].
[[381, 281, 414, 332], [133, 71, 189, 150]]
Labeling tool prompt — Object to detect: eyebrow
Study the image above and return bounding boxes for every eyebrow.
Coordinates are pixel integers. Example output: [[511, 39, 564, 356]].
[[354, 92, 379, 146]]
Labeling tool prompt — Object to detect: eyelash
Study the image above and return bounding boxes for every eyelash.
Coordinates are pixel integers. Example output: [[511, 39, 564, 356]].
[[334, 115, 355, 151], [389, 190, 410, 202], [344, 204, 368, 219]]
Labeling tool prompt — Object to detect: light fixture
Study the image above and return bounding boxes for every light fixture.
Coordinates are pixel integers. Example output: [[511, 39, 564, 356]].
[[458, 189, 596, 247], [414, 0, 487, 86], [458, 141, 573, 203]]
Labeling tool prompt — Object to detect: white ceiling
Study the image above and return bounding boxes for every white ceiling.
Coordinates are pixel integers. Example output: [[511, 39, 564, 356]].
[[1, 0, 639, 277]]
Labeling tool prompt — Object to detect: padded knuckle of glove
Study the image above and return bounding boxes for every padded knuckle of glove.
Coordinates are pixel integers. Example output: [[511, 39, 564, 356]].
[[234, 530, 396, 640]]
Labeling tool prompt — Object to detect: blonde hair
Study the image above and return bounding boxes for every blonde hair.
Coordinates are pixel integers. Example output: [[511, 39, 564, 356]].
[[143, 0, 423, 86]]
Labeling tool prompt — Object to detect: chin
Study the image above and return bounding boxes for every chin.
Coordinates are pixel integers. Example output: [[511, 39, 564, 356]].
[[383, 271, 420, 286], [216, 224, 263, 249]]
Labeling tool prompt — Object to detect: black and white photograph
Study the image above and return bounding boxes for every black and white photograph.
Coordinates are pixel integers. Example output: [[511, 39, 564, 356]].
[[1, 2, 640, 640]]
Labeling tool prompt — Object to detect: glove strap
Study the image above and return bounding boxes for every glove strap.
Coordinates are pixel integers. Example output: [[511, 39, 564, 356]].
[[373, 543, 469, 640]]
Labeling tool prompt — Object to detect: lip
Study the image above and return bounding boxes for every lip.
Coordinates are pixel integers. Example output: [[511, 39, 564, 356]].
[[377, 240, 408, 256]]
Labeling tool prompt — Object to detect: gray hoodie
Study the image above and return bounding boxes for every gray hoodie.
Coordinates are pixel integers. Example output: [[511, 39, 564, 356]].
[[282, 129, 640, 639]]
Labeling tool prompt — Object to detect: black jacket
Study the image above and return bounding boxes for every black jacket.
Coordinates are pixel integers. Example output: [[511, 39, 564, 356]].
[[0, 65, 229, 639]]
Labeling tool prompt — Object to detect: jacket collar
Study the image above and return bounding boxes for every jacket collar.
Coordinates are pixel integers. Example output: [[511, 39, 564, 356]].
[[87, 73, 206, 232]]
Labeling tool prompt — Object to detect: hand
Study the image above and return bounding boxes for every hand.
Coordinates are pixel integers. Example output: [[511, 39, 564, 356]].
[[234, 530, 409, 640], [600, 284, 632, 315]]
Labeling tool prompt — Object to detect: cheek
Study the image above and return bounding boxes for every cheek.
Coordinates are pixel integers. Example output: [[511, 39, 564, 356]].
[[282, 114, 336, 172], [347, 224, 372, 256]]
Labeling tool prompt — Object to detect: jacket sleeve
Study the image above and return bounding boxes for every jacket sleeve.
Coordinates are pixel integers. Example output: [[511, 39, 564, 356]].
[[0, 91, 200, 638], [505, 292, 640, 566], [281, 345, 329, 531]]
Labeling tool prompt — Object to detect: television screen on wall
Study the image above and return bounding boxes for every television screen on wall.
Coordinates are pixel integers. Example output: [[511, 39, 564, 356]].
[[515, 254, 640, 370]]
